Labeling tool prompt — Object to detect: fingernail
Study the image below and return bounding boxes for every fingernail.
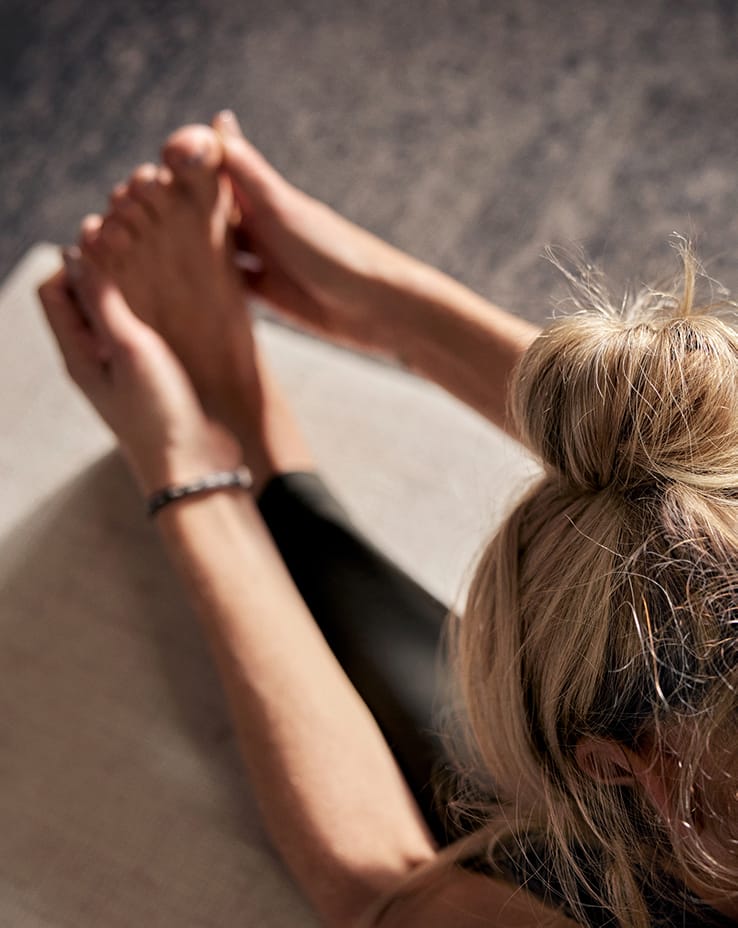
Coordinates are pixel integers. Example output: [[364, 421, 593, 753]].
[[61, 246, 82, 282], [217, 109, 243, 139]]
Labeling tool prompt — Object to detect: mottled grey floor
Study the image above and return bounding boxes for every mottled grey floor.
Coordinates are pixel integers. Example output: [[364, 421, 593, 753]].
[[2, 0, 737, 323]]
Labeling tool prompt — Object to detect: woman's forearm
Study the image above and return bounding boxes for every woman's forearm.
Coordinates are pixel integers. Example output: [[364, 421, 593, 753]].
[[155, 489, 437, 925], [369, 251, 541, 438]]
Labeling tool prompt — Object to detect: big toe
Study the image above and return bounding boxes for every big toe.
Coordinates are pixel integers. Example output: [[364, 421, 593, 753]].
[[162, 124, 223, 207]]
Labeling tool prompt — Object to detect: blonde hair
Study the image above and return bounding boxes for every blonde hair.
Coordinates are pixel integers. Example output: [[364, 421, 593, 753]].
[[367, 241, 738, 927]]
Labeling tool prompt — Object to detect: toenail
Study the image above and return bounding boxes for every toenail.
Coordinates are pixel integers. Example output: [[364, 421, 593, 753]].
[[180, 145, 209, 167], [216, 109, 243, 140]]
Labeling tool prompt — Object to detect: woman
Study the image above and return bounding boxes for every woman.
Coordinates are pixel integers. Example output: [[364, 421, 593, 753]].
[[38, 112, 737, 926]]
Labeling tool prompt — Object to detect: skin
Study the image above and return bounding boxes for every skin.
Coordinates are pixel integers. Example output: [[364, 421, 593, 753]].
[[76, 126, 313, 497], [81, 144, 249, 418], [38, 246, 574, 928], [39, 116, 734, 923], [212, 110, 542, 439], [38, 123, 568, 926]]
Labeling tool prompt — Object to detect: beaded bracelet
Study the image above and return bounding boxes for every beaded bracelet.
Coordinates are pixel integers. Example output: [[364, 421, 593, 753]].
[[146, 466, 254, 518]]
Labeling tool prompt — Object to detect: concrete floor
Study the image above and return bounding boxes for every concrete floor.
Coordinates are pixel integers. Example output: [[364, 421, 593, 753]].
[[2, 0, 737, 323]]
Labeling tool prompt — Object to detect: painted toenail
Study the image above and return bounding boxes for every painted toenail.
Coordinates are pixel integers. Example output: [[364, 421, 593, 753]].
[[182, 145, 209, 167]]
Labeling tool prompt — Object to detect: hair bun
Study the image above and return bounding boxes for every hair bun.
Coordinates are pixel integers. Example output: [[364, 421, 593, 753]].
[[512, 305, 738, 496]]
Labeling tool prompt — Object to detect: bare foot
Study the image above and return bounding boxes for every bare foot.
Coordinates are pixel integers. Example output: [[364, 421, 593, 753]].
[[78, 124, 314, 494], [79, 125, 254, 427]]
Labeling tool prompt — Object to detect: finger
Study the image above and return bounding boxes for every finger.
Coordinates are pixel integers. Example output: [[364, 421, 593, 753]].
[[38, 263, 103, 385], [212, 110, 286, 216], [64, 248, 143, 352]]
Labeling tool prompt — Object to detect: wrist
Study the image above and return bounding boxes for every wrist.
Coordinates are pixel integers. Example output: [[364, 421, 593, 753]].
[[129, 454, 233, 498], [124, 425, 243, 498], [146, 466, 253, 518]]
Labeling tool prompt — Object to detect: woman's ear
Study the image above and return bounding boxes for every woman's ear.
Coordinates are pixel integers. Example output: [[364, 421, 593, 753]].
[[575, 737, 673, 823], [575, 737, 641, 786]]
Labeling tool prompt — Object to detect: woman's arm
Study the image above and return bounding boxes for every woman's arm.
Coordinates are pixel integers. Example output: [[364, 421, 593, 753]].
[[155, 488, 437, 925], [39, 257, 437, 926], [40, 255, 565, 928], [365, 254, 541, 436], [215, 111, 541, 438], [39, 249, 573, 928]]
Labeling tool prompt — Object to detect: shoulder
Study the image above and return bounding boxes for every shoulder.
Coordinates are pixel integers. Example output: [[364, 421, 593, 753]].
[[374, 867, 581, 928]]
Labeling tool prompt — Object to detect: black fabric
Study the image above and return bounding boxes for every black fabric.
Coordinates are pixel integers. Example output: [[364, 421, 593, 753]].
[[257, 470, 454, 845], [257, 470, 736, 928]]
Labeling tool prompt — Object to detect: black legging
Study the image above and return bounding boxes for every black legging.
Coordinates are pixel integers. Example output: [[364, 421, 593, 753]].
[[257, 470, 454, 846]]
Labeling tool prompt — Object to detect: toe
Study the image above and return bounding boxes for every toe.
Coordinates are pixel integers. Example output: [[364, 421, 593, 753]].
[[109, 182, 129, 208], [99, 215, 134, 258], [128, 163, 170, 218], [161, 124, 223, 207], [157, 164, 174, 188], [110, 191, 151, 237], [78, 213, 104, 257]]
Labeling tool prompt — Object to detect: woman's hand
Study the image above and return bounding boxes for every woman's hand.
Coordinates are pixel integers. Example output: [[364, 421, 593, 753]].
[[213, 110, 405, 355], [38, 250, 241, 496], [213, 111, 540, 438]]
